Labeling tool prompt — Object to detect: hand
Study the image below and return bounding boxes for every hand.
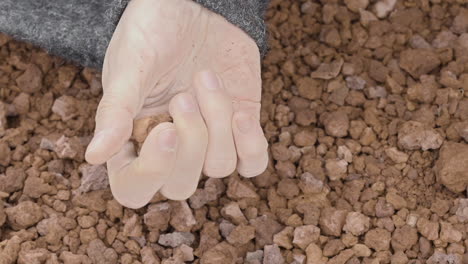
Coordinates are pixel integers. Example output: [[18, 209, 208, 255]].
[[84, 0, 268, 208]]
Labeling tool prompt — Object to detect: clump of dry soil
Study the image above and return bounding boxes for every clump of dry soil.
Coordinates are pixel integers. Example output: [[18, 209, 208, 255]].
[[1, 0, 468, 263]]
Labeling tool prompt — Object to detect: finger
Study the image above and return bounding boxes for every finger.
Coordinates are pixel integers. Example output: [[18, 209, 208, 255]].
[[85, 88, 140, 165], [194, 70, 237, 178], [107, 122, 177, 209], [160, 93, 208, 200], [232, 105, 269, 178]]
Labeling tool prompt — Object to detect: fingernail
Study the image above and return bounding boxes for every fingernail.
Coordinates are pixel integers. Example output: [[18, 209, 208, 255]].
[[235, 113, 254, 133], [177, 94, 197, 112], [200, 71, 220, 91], [157, 129, 177, 152]]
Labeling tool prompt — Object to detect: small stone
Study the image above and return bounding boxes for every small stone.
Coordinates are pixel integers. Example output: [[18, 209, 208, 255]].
[[323, 239, 345, 257], [385, 192, 407, 210], [416, 218, 439, 241], [294, 130, 317, 147], [452, 9, 468, 34], [440, 222, 462, 243], [52, 95, 79, 121], [297, 77, 322, 100], [77, 164, 109, 194], [122, 214, 143, 237], [86, 239, 118, 264], [409, 35, 432, 49], [343, 212, 370, 236], [456, 199, 468, 222], [17, 248, 50, 264], [391, 225, 418, 251], [5, 201, 43, 230], [359, 9, 378, 27], [39, 137, 56, 151], [227, 178, 259, 200], [54, 136, 83, 160], [170, 201, 196, 232], [433, 31, 457, 49], [60, 252, 91, 264], [23, 176, 54, 198], [0, 141, 11, 166], [273, 227, 293, 249], [344, 0, 369, 12], [158, 232, 195, 248], [227, 224, 255, 245], [37, 215, 67, 245], [246, 250, 263, 264], [337, 146, 353, 163], [391, 251, 409, 264], [384, 147, 408, 163], [292, 225, 320, 250], [367, 86, 387, 99], [319, 207, 347, 237], [306, 243, 325, 264], [244, 250, 263, 264], [428, 252, 462, 264], [373, 0, 396, 18], [200, 242, 237, 264], [0, 167, 26, 194], [364, 228, 391, 251], [435, 142, 468, 193], [325, 159, 348, 181], [219, 220, 236, 238], [455, 122, 468, 142], [263, 244, 284, 264], [12, 93, 30, 115], [174, 244, 194, 262], [221, 202, 247, 225], [399, 49, 441, 79], [140, 247, 161, 264], [322, 111, 349, 138], [311, 58, 344, 80], [250, 215, 284, 247], [375, 198, 395, 218], [299, 172, 323, 194], [352, 244, 371, 257], [16, 64, 43, 93], [398, 121, 443, 151], [327, 249, 354, 264]]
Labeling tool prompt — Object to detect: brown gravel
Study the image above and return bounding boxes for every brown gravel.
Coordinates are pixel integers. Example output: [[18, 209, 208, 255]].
[[2, 0, 468, 263]]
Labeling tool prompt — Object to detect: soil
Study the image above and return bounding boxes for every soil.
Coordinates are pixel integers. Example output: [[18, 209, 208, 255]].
[[1, 0, 468, 263]]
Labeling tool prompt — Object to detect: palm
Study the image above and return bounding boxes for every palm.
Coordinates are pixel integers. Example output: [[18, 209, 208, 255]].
[[103, 0, 261, 119]]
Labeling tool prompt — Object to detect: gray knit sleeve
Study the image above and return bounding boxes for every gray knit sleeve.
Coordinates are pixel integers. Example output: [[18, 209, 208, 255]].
[[0, 0, 268, 70]]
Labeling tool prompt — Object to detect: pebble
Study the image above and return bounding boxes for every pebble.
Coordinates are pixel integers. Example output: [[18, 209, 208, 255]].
[[16, 64, 43, 94], [263, 244, 284, 264], [245, 250, 263, 264], [292, 225, 320, 250], [5, 201, 43, 230], [51, 95, 79, 121], [77, 164, 109, 194], [343, 212, 370, 236], [364, 228, 391, 251], [435, 142, 468, 193], [158, 232, 195, 248], [319, 207, 347, 237], [398, 121, 443, 151], [226, 224, 256, 245], [323, 111, 349, 138]]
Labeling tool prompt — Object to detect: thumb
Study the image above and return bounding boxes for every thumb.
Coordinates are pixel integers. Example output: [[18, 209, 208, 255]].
[[85, 89, 140, 165]]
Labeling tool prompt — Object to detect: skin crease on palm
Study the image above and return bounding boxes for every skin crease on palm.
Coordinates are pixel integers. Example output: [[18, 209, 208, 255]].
[[84, 0, 269, 208]]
